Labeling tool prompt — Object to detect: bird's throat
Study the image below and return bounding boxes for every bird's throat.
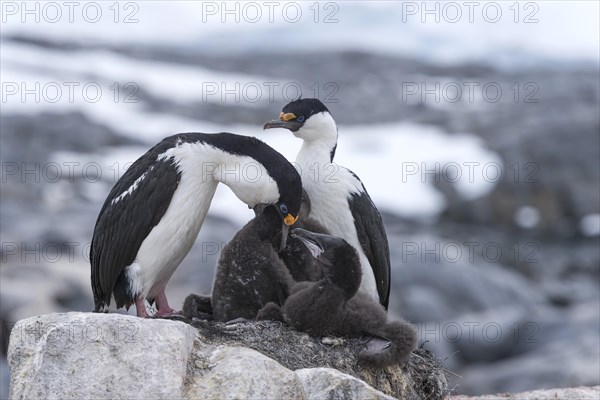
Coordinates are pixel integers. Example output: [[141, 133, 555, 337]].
[[296, 139, 337, 168]]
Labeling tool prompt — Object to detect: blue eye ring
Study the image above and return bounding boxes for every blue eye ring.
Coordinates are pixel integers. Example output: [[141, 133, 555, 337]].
[[296, 116, 305, 123], [279, 203, 288, 214]]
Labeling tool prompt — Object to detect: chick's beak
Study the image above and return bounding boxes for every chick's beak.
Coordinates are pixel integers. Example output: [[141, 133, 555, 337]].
[[279, 223, 289, 252], [290, 228, 325, 258]]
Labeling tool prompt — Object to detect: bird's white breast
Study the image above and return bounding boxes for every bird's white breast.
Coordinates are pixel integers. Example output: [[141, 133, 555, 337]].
[[127, 140, 283, 300], [296, 144, 379, 303], [133, 142, 221, 299]]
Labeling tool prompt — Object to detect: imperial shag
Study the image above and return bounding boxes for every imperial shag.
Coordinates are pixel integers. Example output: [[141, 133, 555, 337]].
[[264, 99, 391, 309], [91, 132, 302, 318]]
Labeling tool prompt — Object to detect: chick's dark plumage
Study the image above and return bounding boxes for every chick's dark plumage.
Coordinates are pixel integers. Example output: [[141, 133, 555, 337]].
[[263, 229, 416, 368], [184, 191, 328, 321], [209, 205, 294, 322]]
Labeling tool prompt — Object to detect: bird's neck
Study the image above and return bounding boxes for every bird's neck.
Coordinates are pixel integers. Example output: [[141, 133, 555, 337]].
[[296, 137, 338, 167], [295, 114, 339, 166], [159, 140, 280, 208], [329, 247, 361, 299], [211, 148, 280, 208]]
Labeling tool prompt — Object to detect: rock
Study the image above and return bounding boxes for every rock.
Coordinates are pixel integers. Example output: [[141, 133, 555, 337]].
[[8, 313, 197, 400], [0, 112, 143, 164], [459, 324, 599, 395], [1, 262, 93, 319], [436, 301, 600, 394], [450, 386, 600, 399], [388, 232, 544, 323], [8, 313, 449, 400], [186, 346, 302, 400], [441, 306, 531, 365], [1, 358, 9, 400], [186, 318, 448, 399], [460, 335, 599, 395], [296, 368, 395, 400], [187, 351, 397, 400]]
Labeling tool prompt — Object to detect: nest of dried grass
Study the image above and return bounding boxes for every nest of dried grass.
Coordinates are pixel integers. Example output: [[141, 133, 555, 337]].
[[182, 318, 449, 399]]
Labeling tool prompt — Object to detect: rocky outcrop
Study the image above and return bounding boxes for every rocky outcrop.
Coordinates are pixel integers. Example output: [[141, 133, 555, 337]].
[[8, 313, 448, 400]]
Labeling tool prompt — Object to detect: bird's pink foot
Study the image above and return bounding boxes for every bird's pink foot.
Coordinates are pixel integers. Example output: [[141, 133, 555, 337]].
[[155, 309, 181, 317], [154, 290, 179, 317], [135, 296, 150, 318]]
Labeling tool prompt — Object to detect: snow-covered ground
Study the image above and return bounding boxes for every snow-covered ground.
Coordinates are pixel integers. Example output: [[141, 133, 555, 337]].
[[2, 40, 501, 224]]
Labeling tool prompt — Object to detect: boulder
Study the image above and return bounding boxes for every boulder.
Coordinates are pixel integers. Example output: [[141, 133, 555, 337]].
[[456, 301, 600, 395], [185, 346, 302, 400], [8, 313, 197, 400], [295, 368, 395, 400], [8, 312, 448, 400]]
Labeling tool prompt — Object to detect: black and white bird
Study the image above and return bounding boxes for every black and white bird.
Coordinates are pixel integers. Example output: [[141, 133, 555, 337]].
[[264, 99, 391, 309], [91, 132, 302, 318]]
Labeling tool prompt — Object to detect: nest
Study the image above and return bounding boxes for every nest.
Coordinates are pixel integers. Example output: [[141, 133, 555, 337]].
[[182, 317, 449, 400]]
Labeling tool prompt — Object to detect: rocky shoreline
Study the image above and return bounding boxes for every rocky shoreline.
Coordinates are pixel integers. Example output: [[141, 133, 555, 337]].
[[8, 313, 448, 400]]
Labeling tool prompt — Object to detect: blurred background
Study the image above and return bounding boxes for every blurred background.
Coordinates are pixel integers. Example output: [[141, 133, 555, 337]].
[[1, 1, 598, 396]]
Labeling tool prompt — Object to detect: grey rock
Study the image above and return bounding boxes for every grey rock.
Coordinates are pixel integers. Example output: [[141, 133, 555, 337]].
[[449, 306, 541, 364], [186, 346, 302, 400], [8, 313, 197, 400], [186, 318, 448, 399], [1, 262, 94, 325], [8, 313, 449, 400], [0, 112, 143, 164], [388, 233, 544, 323], [1, 358, 9, 400], [296, 367, 395, 400], [457, 305, 600, 395]]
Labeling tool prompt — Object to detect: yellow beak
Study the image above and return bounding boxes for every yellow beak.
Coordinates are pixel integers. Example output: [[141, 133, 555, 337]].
[[284, 213, 299, 226]]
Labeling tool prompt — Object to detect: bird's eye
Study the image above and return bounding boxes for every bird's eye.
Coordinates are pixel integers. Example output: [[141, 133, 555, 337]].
[[296, 116, 305, 123], [279, 203, 288, 214]]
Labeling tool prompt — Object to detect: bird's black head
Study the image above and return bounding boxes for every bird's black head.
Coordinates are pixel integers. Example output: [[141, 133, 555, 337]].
[[269, 165, 302, 227], [263, 98, 331, 133], [291, 228, 361, 299], [250, 144, 302, 251], [252, 202, 300, 252], [263, 99, 338, 160], [196, 133, 303, 225], [253, 203, 286, 233]]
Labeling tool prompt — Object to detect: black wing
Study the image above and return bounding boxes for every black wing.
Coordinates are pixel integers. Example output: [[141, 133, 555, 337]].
[[90, 139, 181, 310], [347, 174, 391, 309]]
